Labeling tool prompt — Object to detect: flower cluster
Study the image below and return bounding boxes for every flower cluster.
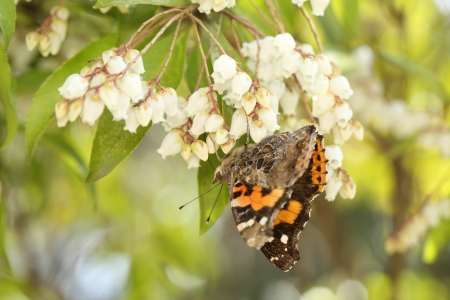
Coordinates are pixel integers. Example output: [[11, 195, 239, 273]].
[[243, 33, 361, 200], [190, 0, 236, 14], [385, 198, 450, 254], [323, 146, 355, 201], [25, 6, 69, 57], [292, 0, 331, 16], [55, 48, 178, 132]]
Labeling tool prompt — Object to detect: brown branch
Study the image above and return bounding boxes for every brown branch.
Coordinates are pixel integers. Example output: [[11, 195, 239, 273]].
[[188, 13, 227, 55], [156, 18, 182, 83], [300, 7, 324, 54], [264, 0, 284, 34]]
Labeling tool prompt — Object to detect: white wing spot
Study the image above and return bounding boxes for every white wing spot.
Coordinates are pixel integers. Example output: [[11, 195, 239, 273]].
[[281, 234, 289, 244], [247, 219, 255, 226], [267, 236, 274, 243], [259, 217, 268, 225]]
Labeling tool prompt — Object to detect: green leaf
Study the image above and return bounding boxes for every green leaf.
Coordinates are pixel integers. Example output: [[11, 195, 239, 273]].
[[0, 0, 16, 49], [142, 28, 188, 89], [93, 0, 189, 8], [86, 111, 151, 182], [0, 42, 17, 150], [25, 35, 117, 157], [198, 154, 229, 235], [185, 45, 206, 93]]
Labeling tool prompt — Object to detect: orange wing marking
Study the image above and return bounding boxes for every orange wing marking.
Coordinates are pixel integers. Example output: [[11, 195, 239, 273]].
[[273, 200, 303, 226], [233, 185, 284, 211]]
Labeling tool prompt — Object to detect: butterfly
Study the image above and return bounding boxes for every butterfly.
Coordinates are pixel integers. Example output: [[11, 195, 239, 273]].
[[213, 125, 328, 271]]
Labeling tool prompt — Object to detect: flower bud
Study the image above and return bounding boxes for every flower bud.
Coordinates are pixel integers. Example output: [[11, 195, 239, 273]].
[[325, 171, 343, 201], [204, 114, 225, 133], [221, 138, 235, 154], [311, 0, 331, 16], [82, 91, 105, 126], [106, 56, 127, 74], [59, 74, 89, 100], [255, 87, 270, 108], [330, 75, 353, 99], [148, 93, 165, 124], [215, 128, 229, 145], [117, 72, 144, 103], [124, 49, 145, 75], [137, 102, 152, 127], [190, 111, 209, 137], [68, 98, 83, 122], [242, 92, 257, 114], [161, 87, 178, 116], [193, 140, 209, 161], [181, 143, 193, 160], [325, 145, 343, 169], [250, 120, 267, 143], [211, 55, 237, 84], [186, 88, 210, 116], [229, 109, 248, 139], [157, 130, 183, 159], [26, 32, 41, 51]]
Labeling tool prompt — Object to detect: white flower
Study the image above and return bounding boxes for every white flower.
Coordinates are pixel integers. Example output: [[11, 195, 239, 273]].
[[190, 111, 209, 137], [259, 36, 275, 62], [266, 79, 286, 99], [51, 6, 69, 20], [204, 114, 225, 133], [291, 0, 308, 7], [311, 0, 331, 16], [250, 120, 267, 143], [330, 76, 353, 99], [55, 99, 70, 127], [26, 32, 41, 51], [148, 94, 165, 124], [325, 145, 343, 169], [315, 54, 332, 75], [206, 134, 218, 153], [157, 130, 183, 159], [186, 153, 200, 169], [99, 81, 119, 111], [278, 52, 301, 78], [192, 140, 209, 161], [68, 98, 83, 122], [221, 138, 235, 154], [50, 18, 67, 40], [48, 32, 62, 55], [213, 78, 232, 95], [123, 49, 145, 75], [255, 88, 270, 108], [273, 33, 296, 57], [82, 92, 105, 126], [59, 74, 89, 100], [312, 93, 334, 117], [181, 143, 193, 160], [186, 88, 210, 116], [38, 34, 51, 56], [231, 72, 252, 96], [258, 107, 279, 133], [334, 101, 353, 128], [325, 171, 343, 201], [117, 72, 144, 103], [102, 49, 117, 65], [298, 58, 318, 83], [318, 110, 336, 133], [123, 106, 141, 133], [280, 88, 300, 115], [137, 102, 152, 127], [242, 41, 258, 58], [106, 56, 127, 74], [165, 98, 188, 129], [110, 92, 130, 121], [340, 177, 356, 199], [242, 93, 257, 114], [229, 109, 249, 139], [215, 128, 229, 145], [310, 74, 329, 96], [160, 87, 178, 116], [268, 91, 279, 115], [353, 121, 364, 140], [211, 55, 237, 84]]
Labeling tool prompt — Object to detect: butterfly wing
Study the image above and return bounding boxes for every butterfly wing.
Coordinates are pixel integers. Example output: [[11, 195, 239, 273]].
[[261, 134, 328, 271], [229, 176, 292, 249]]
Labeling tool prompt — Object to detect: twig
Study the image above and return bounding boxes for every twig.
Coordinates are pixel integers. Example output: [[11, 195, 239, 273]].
[[156, 18, 182, 83], [222, 11, 265, 38], [300, 7, 323, 54], [248, 0, 277, 30], [230, 19, 245, 62], [264, 0, 284, 34], [188, 14, 227, 55]]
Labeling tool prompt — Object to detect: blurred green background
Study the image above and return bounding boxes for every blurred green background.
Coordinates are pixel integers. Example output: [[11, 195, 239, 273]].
[[1, 0, 449, 299]]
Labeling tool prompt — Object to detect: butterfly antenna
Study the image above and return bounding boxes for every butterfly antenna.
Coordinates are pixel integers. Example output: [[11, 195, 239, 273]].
[[207, 158, 215, 171], [242, 107, 250, 147], [178, 183, 221, 210], [206, 183, 224, 223]]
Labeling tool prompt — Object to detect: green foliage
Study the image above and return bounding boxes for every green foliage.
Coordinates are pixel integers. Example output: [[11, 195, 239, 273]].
[[0, 42, 17, 150], [0, 0, 16, 48], [87, 111, 152, 182], [25, 35, 117, 156], [93, 0, 189, 8]]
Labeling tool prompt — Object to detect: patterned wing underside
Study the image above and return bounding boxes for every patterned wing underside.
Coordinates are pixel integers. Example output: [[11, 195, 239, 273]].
[[229, 177, 291, 249], [261, 134, 328, 271]]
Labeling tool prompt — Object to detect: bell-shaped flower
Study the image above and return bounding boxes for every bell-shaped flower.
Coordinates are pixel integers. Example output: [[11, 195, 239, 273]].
[[352, 120, 364, 140], [165, 98, 188, 129], [330, 75, 353, 99], [268, 91, 280, 115], [211, 55, 237, 84], [221, 138, 235, 154], [311, 0, 331, 16], [181, 143, 193, 160], [48, 32, 62, 55], [190, 111, 209, 137], [59, 74, 89, 100], [215, 128, 229, 145], [312, 93, 335, 117], [186, 154, 200, 169], [160, 87, 178, 116], [102, 49, 117, 65], [55, 99, 70, 127], [273, 33, 296, 57], [26, 32, 41, 51], [186, 87, 210, 116], [258, 107, 279, 133], [192, 140, 209, 161], [204, 114, 225, 133], [38, 33, 51, 55], [242, 41, 258, 58], [99, 81, 119, 111], [280, 88, 300, 116], [239, 93, 255, 114], [325, 145, 343, 169], [259, 36, 275, 62], [325, 170, 343, 201], [110, 92, 131, 121], [50, 18, 67, 40], [157, 130, 183, 159], [82, 91, 105, 126], [90, 73, 106, 88], [250, 120, 267, 143], [291, 0, 308, 7], [334, 101, 353, 128], [213, 78, 232, 95], [318, 110, 336, 133], [229, 109, 248, 139], [124, 49, 145, 75], [51, 6, 69, 21], [106, 56, 127, 74], [117, 72, 143, 103], [123, 106, 140, 133], [231, 72, 252, 96], [340, 176, 356, 199], [298, 58, 319, 83], [80, 66, 92, 77], [137, 102, 152, 127], [266, 79, 286, 99], [68, 98, 83, 122], [315, 54, 332, 75], [148, 93, 165, 124], [279, 52, 301, 78], [255, 87, 270, 108]]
